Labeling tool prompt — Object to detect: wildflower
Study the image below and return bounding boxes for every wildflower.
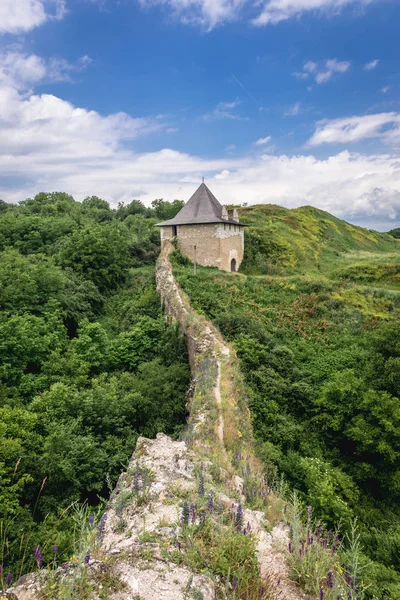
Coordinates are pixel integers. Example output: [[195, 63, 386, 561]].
[[97, 512, 108, 541], [336, 596, 341, 600], [53, 545, 59, 554], [277, 579, 281, 585], [235, 504, 243, 532], [232, 577, 238, 590], [260, 587, 266, 597], [327, 572, 334, 589], [320, 588, 324, 600], [182, 501, 190, 526], [331, 544, 337, 556], [6, 573, 12, 586], [84, 553, 90, 564], [198, 474, 205, 497], [34, 545, 43, 568], [190, 504, 197, 523], [206, 491, 214, 513], [88, 515, 95, 529]]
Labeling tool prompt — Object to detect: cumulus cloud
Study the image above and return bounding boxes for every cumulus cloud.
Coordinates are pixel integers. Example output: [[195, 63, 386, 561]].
[[364, 59, 379, 70], [0, 0, 65, 35], [1, 83, 400, 230], [308, 112, 400, 146], [0, 51, 91, 90], [294, 58, 350, 84]]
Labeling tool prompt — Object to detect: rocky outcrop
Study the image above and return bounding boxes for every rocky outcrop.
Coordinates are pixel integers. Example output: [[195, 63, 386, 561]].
[[4, 244, 305, 600]]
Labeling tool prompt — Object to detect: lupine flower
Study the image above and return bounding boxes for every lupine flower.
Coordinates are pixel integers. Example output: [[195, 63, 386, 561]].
[[6, 573, 12, 586], [327, 572, 334, 588], [53, 545, 59, 554], [97, 512, 108, 541], [198, 474, 205, 497], [336, 596, 342, 600], [235, 504, 243, 532], [190, 504, 197, 523], [34, 545, 43, 568], [84, 553, 90, 564], [181, 501, 190, 526], [331, 544, 337, 555], [320, 587, 324, 600]]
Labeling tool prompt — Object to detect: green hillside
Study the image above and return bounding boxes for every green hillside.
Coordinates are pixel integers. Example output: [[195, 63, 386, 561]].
[[240, 204, 400, 283], [172, 204, 400, 599]]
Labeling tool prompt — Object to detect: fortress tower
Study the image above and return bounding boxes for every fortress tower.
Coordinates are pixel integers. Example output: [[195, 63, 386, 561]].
[[156, 183, 246, 272]]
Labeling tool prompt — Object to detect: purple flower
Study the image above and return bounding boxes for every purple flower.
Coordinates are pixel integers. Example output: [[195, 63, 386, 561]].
[[235, 504, 243, 531], [34, 545, 43, 568], [6, 572, 12, 586], [53, 545, 59, 554], [84, 553, 90, 564], [97, 512, 108, 541], [232, 577, 238, 590], [260, 587, 265, 597], [320, 587, 324, 600], [88, 515, 95, 529], [331, 544, 337, 555], [327, 572, 334, 589], [277, 579, 281, 585], [206, 492, 214, 513], [198, 474, 205, 496], [336, 596, 341, 600], [190, 504, 197, 523]]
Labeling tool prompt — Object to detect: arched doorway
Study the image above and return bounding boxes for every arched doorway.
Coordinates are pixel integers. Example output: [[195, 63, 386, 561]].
[[230, 258, 237, 272]]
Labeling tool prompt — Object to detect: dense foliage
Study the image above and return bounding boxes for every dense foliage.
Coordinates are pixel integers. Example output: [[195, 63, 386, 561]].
[[0, 193, 189, 581], [172, 211, 400, 598]]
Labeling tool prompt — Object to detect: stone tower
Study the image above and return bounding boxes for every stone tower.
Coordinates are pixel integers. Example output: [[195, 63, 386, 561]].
[[156, 182, 246, 272]]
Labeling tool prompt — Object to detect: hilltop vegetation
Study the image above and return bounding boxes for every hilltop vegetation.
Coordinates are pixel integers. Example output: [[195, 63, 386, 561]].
[[172, 205, 400, 598], [240, 204, 400, 282], [0, 193, 189, 582]]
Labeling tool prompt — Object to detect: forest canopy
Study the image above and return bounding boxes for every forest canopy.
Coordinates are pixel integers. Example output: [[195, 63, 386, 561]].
[[0, 193, 189, 580]]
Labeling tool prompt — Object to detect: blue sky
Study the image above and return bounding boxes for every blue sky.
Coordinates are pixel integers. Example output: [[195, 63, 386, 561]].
[[0, 0, 399, 229]]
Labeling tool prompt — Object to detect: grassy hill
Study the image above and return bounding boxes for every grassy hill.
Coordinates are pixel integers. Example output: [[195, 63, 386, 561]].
[[172, 203, 400, 598], [239, 204, 400, 285]]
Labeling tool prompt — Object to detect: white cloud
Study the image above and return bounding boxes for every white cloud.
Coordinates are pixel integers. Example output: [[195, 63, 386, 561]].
[[294, 59, 350, 84], [137, 0, 246, 30], [0, 51, 91, 90], [364, 59, 379, 70], [1, 75, 400, 231], [137, 0, 378, 29], [381, 86, 390, 93], [284, 102, 301, 116], [0, 0, 65, 35], [202, 99, 242, 121], [308, 112, 400, 146], [254, 136, 272, 146], [252, 0, 370, 26]]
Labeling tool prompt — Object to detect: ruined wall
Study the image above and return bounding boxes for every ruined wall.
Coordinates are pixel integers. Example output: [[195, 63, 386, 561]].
[[5, 243, 301, 600]]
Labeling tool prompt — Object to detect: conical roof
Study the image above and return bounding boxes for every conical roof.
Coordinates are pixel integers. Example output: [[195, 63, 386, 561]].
[[156, 183, 244, 227]]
